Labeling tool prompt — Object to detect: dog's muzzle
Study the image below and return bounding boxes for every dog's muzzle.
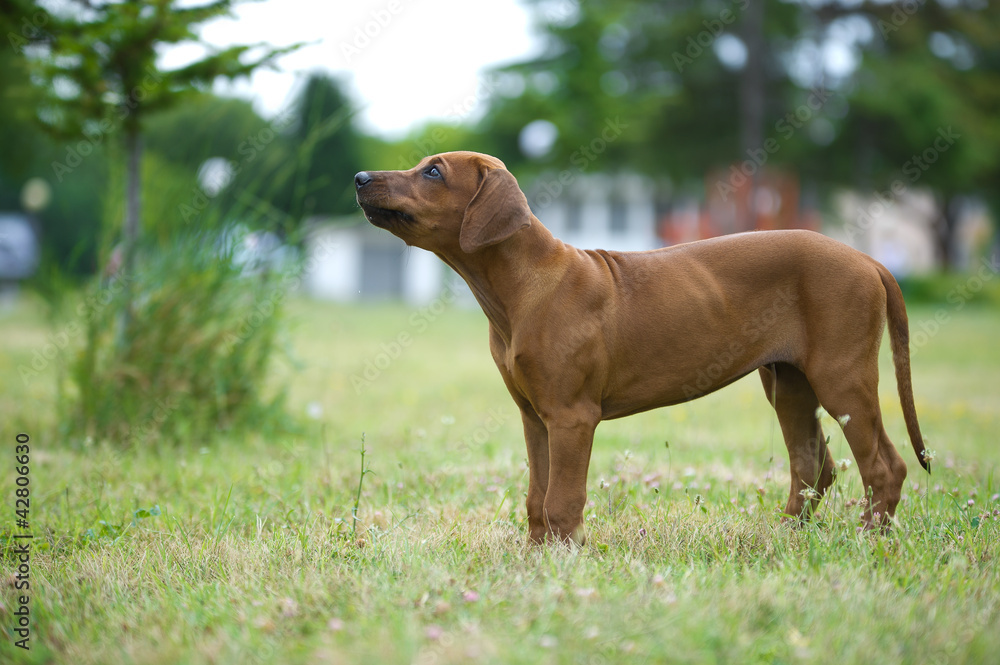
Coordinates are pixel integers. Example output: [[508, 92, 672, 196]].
[[354, 172, 414, 230]]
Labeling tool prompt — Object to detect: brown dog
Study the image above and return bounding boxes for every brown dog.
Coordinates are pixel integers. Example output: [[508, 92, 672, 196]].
[[354, 151, 928, 544]]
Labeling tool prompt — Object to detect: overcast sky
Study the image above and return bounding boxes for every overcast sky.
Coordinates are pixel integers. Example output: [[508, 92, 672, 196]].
[[162, 0, 545, 137]]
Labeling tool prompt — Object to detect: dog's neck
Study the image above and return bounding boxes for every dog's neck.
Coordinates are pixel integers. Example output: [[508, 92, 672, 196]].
[[438, 217, 568, 346]]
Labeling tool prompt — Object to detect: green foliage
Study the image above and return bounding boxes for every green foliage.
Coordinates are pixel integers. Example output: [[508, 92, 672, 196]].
[[283, 73, 362, 217], [96, 148, 203, 244], [13, 0, 303, 314], [213, 73, 365, 224], [0, 46, 106, 273], [0, 23, 364, 276], [479, 0, 803, 180], [22, 0, 300, 138], [143, 75, 365, 229], [898, 271, 1000, 307], [143, 93, 272, 172], [823, 1, 1000, 195], [64, 230, 296, 446]]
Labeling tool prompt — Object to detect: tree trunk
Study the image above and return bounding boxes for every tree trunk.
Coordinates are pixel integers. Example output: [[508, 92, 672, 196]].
[[118, 127, 142, 346], [935, 194, 959, 271], [740, 0, 766, 231]]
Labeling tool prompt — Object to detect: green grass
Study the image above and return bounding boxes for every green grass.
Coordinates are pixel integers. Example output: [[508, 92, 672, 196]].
[[1, 292, 998, 664]]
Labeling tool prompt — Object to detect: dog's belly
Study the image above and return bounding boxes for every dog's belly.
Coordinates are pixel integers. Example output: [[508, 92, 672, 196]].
[[599, 339, 786, 419]]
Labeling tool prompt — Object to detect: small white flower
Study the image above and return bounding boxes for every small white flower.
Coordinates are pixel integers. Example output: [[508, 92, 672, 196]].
[[836, 459, 853, 472], [279, 597, 298, 618], [800, 487, 819, 500], [922, 449, 937, 463], [837, 414, 851, 427]]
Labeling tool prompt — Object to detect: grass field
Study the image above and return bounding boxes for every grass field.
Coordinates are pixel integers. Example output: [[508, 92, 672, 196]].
[[1, 290, 998, 664]]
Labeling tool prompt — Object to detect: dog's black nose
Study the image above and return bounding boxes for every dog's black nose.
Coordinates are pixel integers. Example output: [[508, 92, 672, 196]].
[[355, 172, 372, 190]]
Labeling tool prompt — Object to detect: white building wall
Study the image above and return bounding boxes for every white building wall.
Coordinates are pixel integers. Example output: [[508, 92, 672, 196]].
[[402, 249, 445, 305], [830, 191, 938, 276], [304, 225, 361, 301], [531, 173, 661, 252]]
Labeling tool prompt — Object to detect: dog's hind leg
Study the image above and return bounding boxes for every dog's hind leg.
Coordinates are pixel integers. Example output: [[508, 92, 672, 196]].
[[758, 363, 834, 520], [809, 380, 907, 530], [804, 336, 908, 530]]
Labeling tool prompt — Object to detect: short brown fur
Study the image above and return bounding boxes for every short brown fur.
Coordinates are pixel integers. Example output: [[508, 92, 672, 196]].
[[355, 151, 928, 544]]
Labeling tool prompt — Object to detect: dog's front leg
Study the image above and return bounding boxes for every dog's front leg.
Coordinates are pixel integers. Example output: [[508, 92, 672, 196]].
[[520, 407, 550, 543], [540, 408, 599, 545]]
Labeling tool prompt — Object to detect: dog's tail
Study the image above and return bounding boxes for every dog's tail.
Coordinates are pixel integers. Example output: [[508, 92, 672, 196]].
[[878, 264, 930, 472]]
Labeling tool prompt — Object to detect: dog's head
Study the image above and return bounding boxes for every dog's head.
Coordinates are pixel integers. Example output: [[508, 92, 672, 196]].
[[354, 151, 532, 254]]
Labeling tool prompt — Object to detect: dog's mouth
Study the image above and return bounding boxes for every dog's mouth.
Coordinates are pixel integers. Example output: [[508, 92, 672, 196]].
[[359, 202, 415, 230]]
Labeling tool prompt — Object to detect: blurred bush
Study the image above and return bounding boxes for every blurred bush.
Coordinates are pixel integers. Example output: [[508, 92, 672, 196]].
[[898, 271, 1000, 307], [62, 229, 297, 446]]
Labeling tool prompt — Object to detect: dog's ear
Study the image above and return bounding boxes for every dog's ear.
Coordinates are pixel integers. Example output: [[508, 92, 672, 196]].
[[460, 168, 532, 253]]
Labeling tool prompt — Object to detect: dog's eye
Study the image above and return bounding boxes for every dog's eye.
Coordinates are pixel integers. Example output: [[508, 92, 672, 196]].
[[424, 166, 442, 179]]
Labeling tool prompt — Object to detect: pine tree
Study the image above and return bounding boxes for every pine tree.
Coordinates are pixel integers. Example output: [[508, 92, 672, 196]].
[[14, 0, 300, 335]]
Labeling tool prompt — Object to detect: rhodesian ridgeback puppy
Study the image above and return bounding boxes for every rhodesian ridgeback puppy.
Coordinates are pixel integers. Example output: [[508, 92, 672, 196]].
[[354, 151, 928, 544]]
